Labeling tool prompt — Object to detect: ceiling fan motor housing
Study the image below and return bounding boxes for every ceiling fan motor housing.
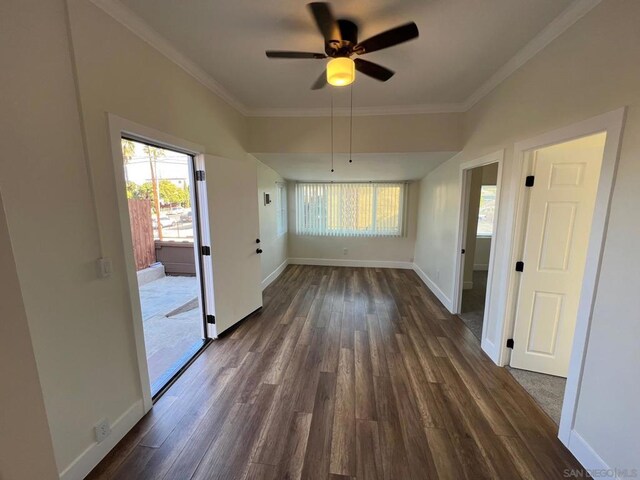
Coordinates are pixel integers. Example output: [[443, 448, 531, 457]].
[[326, 19, 358, 57]]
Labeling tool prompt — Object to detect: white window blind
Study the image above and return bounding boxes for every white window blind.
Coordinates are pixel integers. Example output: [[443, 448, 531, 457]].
[[295, 182, 406, 237], [276, 182, 287, 235]]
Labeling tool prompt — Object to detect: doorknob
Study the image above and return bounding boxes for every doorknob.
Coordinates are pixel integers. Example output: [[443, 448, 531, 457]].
[[256, 248, 263, 254]]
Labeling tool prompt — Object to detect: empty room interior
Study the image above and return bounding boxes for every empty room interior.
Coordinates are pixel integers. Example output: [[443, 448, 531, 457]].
[[2, 0, 639, 479]]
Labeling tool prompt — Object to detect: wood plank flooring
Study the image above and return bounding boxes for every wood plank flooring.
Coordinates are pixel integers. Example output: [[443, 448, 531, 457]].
[[88, 265, 582, 479]]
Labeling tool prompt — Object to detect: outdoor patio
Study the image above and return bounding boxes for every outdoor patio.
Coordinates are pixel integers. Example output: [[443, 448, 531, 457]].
[[138, 274, 203, 390]]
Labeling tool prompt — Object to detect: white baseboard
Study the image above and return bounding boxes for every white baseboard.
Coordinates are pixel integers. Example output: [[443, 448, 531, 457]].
[[463, 281, 474, 290], [262, 259, 289, 290], [288, 257, 413, 269], [412, 263, 454, 312], [59, 400, 144, 480], [567, 430, 610, 473], [474, 264, 489, 271]]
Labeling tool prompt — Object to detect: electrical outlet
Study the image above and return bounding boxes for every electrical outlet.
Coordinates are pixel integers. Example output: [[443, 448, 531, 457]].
[[94, 418, 111, 443], [343, 248, 348, 255]]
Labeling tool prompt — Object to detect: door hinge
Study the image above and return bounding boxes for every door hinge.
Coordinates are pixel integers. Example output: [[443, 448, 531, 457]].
[[206, 314, 216, 325], [195, 170, 206, 181], [515, 261, 524, 272], [506, 338, 514, 349], [525, 175, 535, 187], [461, 248, 466, 254], [201, 245, 211, 256]]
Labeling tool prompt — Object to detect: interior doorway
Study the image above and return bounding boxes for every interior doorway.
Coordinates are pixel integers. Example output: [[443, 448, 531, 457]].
[[458, 162, 499, 342], [120, 137, 211, 398], [505, 132, 606, 424]]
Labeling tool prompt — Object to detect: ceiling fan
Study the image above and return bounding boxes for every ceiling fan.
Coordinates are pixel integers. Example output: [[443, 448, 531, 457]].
[[266, 2, 419, 89]]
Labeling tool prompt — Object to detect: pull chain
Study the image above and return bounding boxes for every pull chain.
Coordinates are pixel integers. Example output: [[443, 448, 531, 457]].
[[349, 84, 353, 164], [330, 90, 334, 173]]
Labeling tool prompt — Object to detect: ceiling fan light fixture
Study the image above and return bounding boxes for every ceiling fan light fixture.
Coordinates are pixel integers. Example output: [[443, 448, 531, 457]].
[[327, 57, 355, 86]]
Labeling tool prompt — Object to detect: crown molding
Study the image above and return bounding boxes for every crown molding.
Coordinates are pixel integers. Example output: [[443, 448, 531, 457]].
[[88, 0, 249, 116], [462, 0, 602, 110], [88, 0, 601, 119]]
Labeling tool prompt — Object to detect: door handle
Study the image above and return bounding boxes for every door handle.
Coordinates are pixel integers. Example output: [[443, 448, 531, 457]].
[[256, 248, 263, 254]]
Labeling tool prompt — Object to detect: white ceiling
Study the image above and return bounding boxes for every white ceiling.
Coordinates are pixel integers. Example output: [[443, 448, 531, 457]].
[[254, 152, 457, 182], [117, 0, 574, 113]]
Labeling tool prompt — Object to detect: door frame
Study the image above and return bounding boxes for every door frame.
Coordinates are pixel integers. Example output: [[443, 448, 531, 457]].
[[495, 108, 626, 444], [107, 114, 215, 412], [452, 150, 504, 348]]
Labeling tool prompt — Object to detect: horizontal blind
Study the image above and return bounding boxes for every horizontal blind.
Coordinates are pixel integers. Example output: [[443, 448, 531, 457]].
[[295, 183, 405, 237]]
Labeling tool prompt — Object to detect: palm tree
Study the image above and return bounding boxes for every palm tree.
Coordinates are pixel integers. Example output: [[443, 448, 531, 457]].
[[121, 139, 136, 183], [143, 145, 166, 240]]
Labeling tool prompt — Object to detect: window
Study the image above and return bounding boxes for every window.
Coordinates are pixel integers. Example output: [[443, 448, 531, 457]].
[[477, 185, 497, 236], [276, 182, 287, 235], [295, 182, 406, 237]]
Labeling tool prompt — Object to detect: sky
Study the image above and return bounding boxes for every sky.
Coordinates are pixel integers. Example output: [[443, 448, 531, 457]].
[[123, 139, 192, 187]]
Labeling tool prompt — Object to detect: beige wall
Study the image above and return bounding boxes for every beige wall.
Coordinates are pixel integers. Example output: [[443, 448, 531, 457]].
[[256, 158, 288, 283], [1, 0, 252, 474], [0, 191, 59, 480], [288, 182, 419, 265], [473, 237, 491, 270], [414, 0, 640, 469], [1, 0, 116, 473], [248, 113, 463, 154]]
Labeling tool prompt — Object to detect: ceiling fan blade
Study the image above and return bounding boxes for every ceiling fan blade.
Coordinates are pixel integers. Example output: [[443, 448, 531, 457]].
[[311, 70, 327, 90], [355, 22, 419, 54], [266, 51, 327, 59], [354, 58, 395, 81], [308, 2, 341, 42]]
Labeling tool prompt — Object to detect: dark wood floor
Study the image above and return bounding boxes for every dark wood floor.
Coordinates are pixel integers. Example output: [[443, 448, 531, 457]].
[[88, 265, 581, 479]]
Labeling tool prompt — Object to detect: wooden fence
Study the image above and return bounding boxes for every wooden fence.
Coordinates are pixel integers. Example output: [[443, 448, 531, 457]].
[[128, 199, 155, 270]]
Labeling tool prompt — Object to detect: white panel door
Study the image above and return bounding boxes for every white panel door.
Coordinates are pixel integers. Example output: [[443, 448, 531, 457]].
[[511, 133, 606, 377], [205, 154, 262, 334]]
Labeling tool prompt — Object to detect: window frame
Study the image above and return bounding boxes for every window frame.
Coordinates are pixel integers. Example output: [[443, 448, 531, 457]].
[[476, 184, 497, 238]]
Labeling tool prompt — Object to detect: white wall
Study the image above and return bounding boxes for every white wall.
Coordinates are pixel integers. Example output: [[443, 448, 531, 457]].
[[0, 192, 59, 479], [255, 158, 288, 286], [414, 0, 640, 470], [287, 182, 419, 266]]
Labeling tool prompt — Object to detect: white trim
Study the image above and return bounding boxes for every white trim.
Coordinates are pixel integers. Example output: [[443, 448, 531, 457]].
[[88, 0, 249, 116], [59, 400, 144, 480], [494, 108, 626, 446], [412, 263, 454, 312], [262, 259, 289, 290], [567, 430, 610, 472], [88, 0, 601, 119], [289, 257, 413, 269], [451, 150, 505, 364]]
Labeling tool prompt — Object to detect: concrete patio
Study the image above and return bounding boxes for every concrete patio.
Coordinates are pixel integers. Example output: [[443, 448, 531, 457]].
[[137, 273, 204, 391]]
